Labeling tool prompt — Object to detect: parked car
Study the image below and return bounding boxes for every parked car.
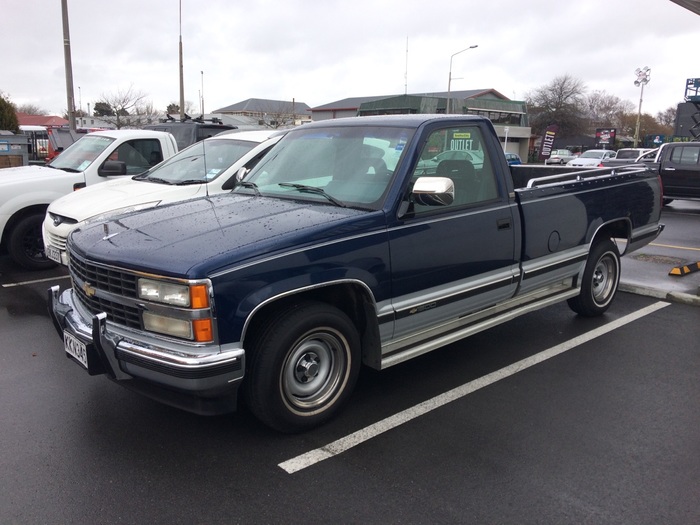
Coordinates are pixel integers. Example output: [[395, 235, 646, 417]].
[[144, 118, 237, 150], [647, 142, 700, 204], [43, 129, 283, 266], [566, 149, 616, 168], [0, 130, 178, 269], [416, 149, 484, 174], [505, 152, 522, 165], [601, 147, 654, 168], [545, 149, 577, 165]]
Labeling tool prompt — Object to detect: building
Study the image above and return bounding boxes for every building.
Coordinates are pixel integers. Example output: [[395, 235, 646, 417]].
[[213, 98, 312, 127], [310, 89, 531, 162]]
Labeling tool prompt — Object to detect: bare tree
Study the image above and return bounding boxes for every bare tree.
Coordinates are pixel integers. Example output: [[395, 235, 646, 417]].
[[16, 103, 49, 115], [525, 74, 588, 136], [258, 100, 299, 129], [97, 85, 148, 128], [584, 90, 634, 131]]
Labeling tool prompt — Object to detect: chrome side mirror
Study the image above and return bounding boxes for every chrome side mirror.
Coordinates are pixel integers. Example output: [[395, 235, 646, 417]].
[[412, 176, 454, 206]]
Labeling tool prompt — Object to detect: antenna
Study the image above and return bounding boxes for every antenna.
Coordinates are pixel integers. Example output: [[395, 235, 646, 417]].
[[404, 37, 408, 95]]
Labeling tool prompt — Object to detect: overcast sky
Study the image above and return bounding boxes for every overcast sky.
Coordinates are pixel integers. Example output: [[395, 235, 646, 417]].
[[4, 0, 699, 118]]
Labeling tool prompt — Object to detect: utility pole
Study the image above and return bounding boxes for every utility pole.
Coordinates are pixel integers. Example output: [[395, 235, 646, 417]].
[[179, 0, 185, 120], [61, 0, 76, 131]]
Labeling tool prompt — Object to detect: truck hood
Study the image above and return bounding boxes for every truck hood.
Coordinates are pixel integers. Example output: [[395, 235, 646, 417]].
[[49, 176, 205, 222], [69, 194, 377, 277], [0, 164, 82, 184]]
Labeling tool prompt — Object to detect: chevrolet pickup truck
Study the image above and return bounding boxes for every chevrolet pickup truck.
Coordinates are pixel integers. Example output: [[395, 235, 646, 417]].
[[1, 130, 177, 269], [49, 115, 664, 432]]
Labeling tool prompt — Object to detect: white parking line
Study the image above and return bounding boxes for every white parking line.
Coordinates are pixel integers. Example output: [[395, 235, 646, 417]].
[[279, 301, 671, 474], [1, 275, 70, 288]]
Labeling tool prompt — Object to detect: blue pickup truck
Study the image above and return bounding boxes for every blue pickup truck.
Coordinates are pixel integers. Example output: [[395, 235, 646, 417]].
[[49, 115, 664, 432]]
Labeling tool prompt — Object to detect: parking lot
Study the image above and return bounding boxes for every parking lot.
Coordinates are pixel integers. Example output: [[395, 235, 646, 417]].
[[1, 202, 699, 524]]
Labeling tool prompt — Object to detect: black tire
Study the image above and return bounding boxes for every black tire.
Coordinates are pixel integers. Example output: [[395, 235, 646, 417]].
[[7, 213, 57, 271], [567, 239, 620, 317], [244, 301, 361, 433]]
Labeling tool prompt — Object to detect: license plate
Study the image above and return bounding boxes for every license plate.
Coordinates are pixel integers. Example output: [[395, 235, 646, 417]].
[[64, 331, 88, 369], [46, 244, 62, 264]]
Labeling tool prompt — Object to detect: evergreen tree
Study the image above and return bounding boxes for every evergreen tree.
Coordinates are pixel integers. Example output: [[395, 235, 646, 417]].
[[0, 92, 19, 133]]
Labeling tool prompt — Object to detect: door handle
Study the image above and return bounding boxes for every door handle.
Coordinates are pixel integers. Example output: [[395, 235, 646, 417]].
[[497, 218, 511, 230]]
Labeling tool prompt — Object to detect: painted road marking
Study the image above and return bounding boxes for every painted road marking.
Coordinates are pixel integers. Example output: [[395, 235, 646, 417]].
[[279, 301, 671, 474], [650, 242, 700, 253], [1, 275, 70, 288]]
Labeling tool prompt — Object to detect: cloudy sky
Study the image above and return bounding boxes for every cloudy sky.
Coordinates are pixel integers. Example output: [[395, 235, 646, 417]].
[[3, 0, 699, 118]]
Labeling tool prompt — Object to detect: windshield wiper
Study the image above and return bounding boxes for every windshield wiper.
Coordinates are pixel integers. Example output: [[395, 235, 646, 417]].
[[236, 180, 261, 196], [278, 183, 346, 207], [56, 167, 82, 173], [174, 179, 206, 185], [140, 177, 175, 185]]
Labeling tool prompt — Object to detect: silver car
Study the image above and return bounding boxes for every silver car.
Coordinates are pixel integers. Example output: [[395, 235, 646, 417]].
[[545, 149, 577, 165]]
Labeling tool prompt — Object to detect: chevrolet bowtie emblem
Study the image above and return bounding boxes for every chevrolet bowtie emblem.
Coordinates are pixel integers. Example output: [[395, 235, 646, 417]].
[[82, 281, 96, 297]]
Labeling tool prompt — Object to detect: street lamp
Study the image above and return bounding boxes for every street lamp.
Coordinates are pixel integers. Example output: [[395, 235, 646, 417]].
[[633, 66, 651, 147], [446, 45, 478, 114], [200, 70, 204, 115]]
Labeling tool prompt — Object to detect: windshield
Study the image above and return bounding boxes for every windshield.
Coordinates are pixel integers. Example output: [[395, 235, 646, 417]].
[[235, 125, 413, 209], [580, 150, 605, 159], [616, 150, 640, 159], [48, 135, 115, 172], [141, 137, 257, 184]]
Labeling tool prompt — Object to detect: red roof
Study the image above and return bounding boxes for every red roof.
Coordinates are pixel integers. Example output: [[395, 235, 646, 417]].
[[16, 113, 69, 127]]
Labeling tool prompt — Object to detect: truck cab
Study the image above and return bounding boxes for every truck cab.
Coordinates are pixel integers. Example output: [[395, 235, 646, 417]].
[[653, 142, 700, 204]]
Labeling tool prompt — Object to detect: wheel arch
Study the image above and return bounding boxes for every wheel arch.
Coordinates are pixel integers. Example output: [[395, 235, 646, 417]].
[[0, 204, 49, 249], [590, 218, 631, 255], [241, 280, 382, 370]]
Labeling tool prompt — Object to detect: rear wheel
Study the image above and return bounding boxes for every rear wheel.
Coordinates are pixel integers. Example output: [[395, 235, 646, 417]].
[[244, 301, 361, 433], [8, 213, 57, 271], [568, 239, 620, 317]]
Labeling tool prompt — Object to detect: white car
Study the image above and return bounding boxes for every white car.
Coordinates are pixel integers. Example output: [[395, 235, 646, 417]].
[[566, 149, 616, 168], [43, 129, 283, 265]]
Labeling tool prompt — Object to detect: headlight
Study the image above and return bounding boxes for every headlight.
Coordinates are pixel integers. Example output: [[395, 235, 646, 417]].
[[138, 278, 208, 307], [137, 278, 213, 342], [143, 312, 193, 339]]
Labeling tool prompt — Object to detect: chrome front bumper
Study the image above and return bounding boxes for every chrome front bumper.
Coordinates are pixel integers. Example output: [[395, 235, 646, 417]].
[[48, 285, 245, 415]]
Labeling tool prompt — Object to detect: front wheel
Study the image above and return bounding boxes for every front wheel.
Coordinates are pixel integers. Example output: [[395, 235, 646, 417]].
[[8, 213, 57, 271], [244, 302, 361, 433], [567, 239, 620, 317]]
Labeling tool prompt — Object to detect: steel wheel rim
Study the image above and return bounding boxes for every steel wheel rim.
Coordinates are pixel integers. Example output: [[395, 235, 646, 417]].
[[281, 328, 350, 412], [592, 253, 617, 305]]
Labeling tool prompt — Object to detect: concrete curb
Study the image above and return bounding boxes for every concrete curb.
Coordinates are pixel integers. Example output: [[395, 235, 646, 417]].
[[619, 283, 700, 306]]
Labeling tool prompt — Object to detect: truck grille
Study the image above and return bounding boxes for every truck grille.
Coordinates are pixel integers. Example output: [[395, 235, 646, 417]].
[[69, 250, 142, 329]]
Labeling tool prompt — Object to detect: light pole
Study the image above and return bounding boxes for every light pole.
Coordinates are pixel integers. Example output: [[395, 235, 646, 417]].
[[446, 45, 478, 114], [633, 66, 651, 148], [200, 70, 204, 115]]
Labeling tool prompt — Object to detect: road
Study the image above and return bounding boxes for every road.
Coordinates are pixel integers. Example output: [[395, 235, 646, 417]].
[[1, 205, 699, 524]]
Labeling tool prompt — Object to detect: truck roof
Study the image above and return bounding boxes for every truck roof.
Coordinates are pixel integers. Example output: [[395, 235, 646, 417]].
[[85, 129, 176, 140], [297, 114, 488, 130]]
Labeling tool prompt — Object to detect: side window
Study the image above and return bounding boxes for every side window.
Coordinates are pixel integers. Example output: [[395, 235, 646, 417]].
[[674, 146, 700, 165], [408, 126, 498, 214], [113, 139, 164, 174]]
